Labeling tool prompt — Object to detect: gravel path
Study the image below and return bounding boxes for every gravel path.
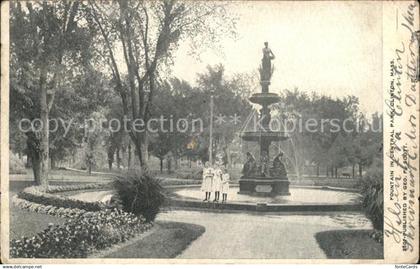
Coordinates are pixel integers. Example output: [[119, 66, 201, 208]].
[[156, 210, 372, 259]]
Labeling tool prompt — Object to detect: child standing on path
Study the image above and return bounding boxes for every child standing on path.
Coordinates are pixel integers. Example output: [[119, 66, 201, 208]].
[[221, 167, 230, 203], [201, 162, 213, 201], [212, 164, 222, 202]]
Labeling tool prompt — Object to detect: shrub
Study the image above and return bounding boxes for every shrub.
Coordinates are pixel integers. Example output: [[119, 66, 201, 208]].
[[9, 151, 26, 174], [360, 158, 383, 230], [10, 208, 152, 258], [113, 171, 165, 222]]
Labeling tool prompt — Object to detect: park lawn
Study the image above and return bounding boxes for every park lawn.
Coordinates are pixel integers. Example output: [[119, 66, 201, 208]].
[[315, 229, 383, 259], [102, 221, 205, 258], [9, 168, 114, 184], [9, 205, 68, 241]]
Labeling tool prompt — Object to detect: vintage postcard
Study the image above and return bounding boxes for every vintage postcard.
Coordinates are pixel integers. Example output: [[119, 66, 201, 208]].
[[0, 0, 419, 264]]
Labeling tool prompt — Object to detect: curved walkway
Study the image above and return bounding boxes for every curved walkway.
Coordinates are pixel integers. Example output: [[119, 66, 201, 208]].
[[156, 210, 372, 259]]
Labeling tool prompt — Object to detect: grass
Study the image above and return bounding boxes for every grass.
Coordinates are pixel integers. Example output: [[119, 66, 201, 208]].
[[102, 221, 205, 258], [315, 229, 383, 259], [9, 205, 68, 241], [9, 168, 114, 182]]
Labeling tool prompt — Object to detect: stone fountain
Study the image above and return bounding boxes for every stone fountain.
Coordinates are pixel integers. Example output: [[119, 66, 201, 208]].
[[239, 42, 290, 196]]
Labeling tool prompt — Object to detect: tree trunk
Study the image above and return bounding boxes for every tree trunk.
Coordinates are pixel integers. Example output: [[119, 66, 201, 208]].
[[335, 167, 338, 178], [359, 163, 363, 178], [26, 154, 32, 168], [132, 133, 148, 171], [108, 146, 114, 171], [50, 155, 56, 170], [26, 132, 43, 184], [167, 157, 172, 173], [128, 143, 132, 169], [39, 68, 49, 185], [116, 148, 121, 169], [226, 147, 232, 168], [160, 158, 163, 173], [32, 155, 41, 184], [140, 139, 148, 168], [352, 164, 355, 178], [174, 153, 179, 170]]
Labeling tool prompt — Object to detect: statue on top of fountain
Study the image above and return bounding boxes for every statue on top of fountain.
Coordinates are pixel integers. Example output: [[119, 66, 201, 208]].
[[260, 42, 275, 85]]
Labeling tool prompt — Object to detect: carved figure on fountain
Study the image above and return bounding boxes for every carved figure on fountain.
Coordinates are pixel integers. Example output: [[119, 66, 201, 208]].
[[270, 152, 288, 178], [242, 152, 258, 177], [259, 151, 270, 177]]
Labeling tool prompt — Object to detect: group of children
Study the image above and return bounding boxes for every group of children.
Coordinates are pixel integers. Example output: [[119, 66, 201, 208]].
[[201, 162, 230, 202]]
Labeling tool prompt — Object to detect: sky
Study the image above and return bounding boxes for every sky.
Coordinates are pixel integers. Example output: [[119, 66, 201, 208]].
[[171, 1, 383, 115]]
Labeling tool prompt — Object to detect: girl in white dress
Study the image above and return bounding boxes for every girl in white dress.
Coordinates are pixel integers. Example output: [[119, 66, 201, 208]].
[[212, 164, 222, 202], [221, 167, 230, 203], [201, 162, 213, 201]]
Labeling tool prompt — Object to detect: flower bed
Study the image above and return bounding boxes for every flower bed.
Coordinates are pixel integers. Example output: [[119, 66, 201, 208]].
[[17, 183, 111, 212], [11, 182, 153, 258], [10, 208, 152, 258], [12, 195, 88, 218], [44, 183, 111, 193]]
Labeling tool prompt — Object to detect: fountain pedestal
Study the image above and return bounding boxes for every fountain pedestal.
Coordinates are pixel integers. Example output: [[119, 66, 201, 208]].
[[239, 178, 290, 196], [239, 130, 291, 196]]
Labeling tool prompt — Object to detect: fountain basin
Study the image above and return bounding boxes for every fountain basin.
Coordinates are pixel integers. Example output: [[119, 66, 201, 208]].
[[249, 93, 281, 105], [173, 186, 360, 206], [65, 186, 362, 212]]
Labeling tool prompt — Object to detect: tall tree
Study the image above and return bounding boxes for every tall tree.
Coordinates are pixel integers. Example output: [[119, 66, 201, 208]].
[[195, 65, 253, 160], [10, 1, 94, 185], [272, 89, 362, 177], [88, 0, 236, 169]]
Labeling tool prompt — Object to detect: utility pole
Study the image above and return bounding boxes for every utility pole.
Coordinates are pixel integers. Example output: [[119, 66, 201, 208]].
[[209, 95, 214, 164]]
